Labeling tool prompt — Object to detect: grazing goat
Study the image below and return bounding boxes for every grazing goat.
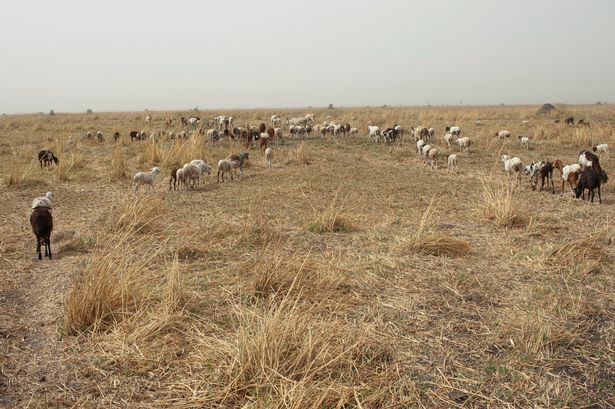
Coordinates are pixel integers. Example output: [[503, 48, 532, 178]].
[[427, 148, 438, 169], [577, 119, 590, 127], [495, 130, 510, 139], [444, 133, 454, 149], [37, 149, 59, 168], [428, 128, 435, 142], [561, 164, 581, 196], [579, 150, 603, 172], [228, 152, 249, 178], [217, 159, 236, 182], [133, 167, 161, 194], [575, 168, 608, 203], [265, 147, 273, 169], [368, 126, 381, 142], [565, 117, 574, 125], [413, 126, 429, 141], [501, 155, 523, 185], [530, 161, 556, 193], [113, 131, 120, 141], [456, 137, 472, 152], [593, 144, 609, 158], [445, 126, 461, 136], [169, 168, 179, 191], [447, 154, 458, 173], [416, 139, 426, 156], [30, 207, 53, 260], [519, 136, 529, 150]]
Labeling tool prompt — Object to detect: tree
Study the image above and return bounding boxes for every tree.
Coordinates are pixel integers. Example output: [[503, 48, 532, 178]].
[[86, 109, 93, 114], [49, 109, 55, 116]]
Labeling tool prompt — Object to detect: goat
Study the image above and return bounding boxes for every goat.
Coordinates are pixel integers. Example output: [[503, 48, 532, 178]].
[[37, 149, 59, 168], [575, 168, 608, 203], [579, 150, 603, 172], [265, 147, 273, 168], [593, 144, 609, 158], [30, 207, 53, 260], [561, 164, 581, 197], [447, 154, 458, 173], [133, 167, 161, 194], [228, 152, 249, 178]]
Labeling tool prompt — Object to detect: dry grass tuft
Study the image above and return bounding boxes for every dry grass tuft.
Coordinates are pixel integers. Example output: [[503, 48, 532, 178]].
[[243, 242, 348, 298], [191, 295, 399, 407], [397, 198, 472, 257], [307, 196, 354, 233], [110, 145, 129, 181], [546, 226, 614, 275], [63, 229, 164, 335], [106, 194, 167, 234], [286, 141, 311, 165], [478, 178, 527, 228], [3, 157, 44, 188]]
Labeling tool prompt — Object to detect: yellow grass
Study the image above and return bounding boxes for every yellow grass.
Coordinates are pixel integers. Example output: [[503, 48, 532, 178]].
[[1, 105, 615, 408]]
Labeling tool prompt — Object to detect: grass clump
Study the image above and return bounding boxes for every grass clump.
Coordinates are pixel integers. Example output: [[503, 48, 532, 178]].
[[110, 145, 129, 180], [307, 196, 354, 233], [63, 230, 163, 335], [106, 194, 167, 234], [479, 179, 527, 228], [397, 198, 471, 257], [286, 142, 311, 165]]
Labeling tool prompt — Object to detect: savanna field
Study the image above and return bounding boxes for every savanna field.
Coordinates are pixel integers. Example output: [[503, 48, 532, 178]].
[[0, 105, 614, 408]]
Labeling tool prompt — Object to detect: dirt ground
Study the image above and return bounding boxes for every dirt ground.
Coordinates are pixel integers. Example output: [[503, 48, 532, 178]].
[[1, 105, 614, 407]]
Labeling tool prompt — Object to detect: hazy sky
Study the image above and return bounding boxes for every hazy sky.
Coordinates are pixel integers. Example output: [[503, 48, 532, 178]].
[[1, 0, 614, 113]]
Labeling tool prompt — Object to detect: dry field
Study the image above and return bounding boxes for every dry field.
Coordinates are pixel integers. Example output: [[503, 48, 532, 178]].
[[0, 105, 614, 408]]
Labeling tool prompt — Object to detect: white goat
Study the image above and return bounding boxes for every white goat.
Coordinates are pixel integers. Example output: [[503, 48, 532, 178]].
[[501, 155, 523, 185], [190, 160, 212, 186], [456, 136, 472, 152], [217, 159, 236, 182], [368, 126, 380, 143], [447, 154, 458, 173], [133, 167, 161, 194], [416, 139, 426, 156], [593, 144, 609, 158], [427, 148, 439, 169], [519, 136, 530, 150], [444, 133, 454, 149], [496, 130, 511, 139], [32, 192, 54, 211], [265, 147, 273, 168]]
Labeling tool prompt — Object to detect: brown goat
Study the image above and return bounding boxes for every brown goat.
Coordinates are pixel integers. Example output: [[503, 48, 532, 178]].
[[169, 167, 179, 190], [30, 207, 53, 260]]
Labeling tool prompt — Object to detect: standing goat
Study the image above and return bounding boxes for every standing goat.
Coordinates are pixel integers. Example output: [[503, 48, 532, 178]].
[[30, 207, 53, 260]]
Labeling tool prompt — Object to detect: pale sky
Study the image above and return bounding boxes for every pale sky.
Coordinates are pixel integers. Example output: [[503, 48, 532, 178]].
[[1, 0, 614, 113]]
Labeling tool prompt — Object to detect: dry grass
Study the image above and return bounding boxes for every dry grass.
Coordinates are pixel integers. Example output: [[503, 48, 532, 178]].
[[306, 194, 354, 233], [1, 105, 615, 408], [286, 141, 311, 165], [396, 198, 472, 257], [478, 178, 528, 227], [63, 229, 164, 335], [106, 193, 167, 234]]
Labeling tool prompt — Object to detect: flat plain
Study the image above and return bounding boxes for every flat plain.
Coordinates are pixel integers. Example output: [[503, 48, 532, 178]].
[[0, 105, 614, 408]]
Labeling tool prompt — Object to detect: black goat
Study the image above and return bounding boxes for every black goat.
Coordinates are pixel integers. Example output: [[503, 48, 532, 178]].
[[30, 207, 53, 260], [37, 149, 58, 168], [575, 168, 608, 203]]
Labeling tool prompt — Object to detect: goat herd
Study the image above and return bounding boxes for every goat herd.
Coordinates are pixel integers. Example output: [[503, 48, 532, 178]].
[[29, 112, 610, 261]]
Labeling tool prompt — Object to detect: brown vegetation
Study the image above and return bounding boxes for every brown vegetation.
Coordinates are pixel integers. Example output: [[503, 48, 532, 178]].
[[0, 105, 614, 407]]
